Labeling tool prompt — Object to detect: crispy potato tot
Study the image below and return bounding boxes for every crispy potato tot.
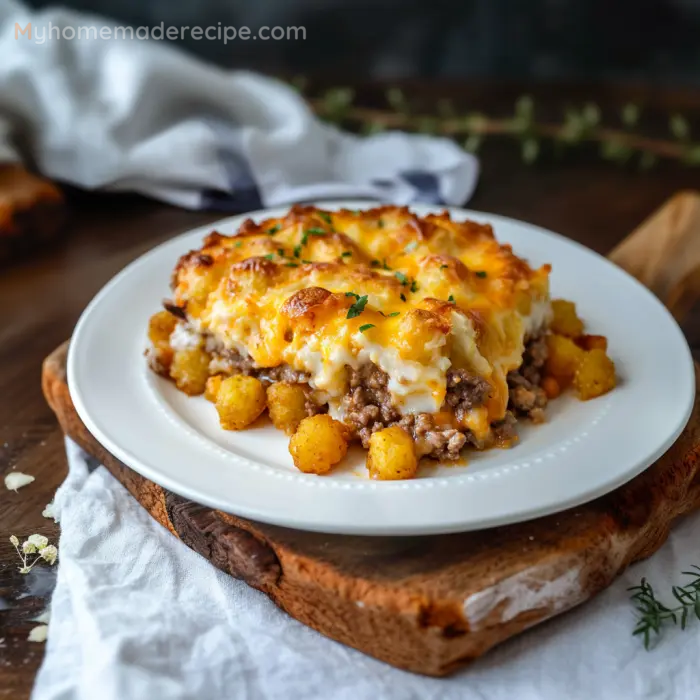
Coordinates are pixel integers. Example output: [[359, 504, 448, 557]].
[[215, 375, 267, 430], [541, 376, 561, 400], [550, 299, 584, 338], [204, 374, 224, 402], [170, 348, 211, 395], [574, 349, 616, 400], [367, 426, 418, 481], [148, 311, 177, 347], [545, 334, 585, 387], [147, 311, 178, 373], [267, 382, 308, 435], [575, 334, 608, 352], [289, 415, 348, 474]]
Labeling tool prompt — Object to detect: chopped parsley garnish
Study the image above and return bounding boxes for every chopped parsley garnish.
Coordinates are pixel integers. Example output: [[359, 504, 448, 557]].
[[268, 225, 281, 234], [404, 241, 418, 253], [263, 253, 275, 261], [301, 259, 313, 264], [475, 270, 488, 278], [395, 271, 409, 285], [378, 219, 385, 228], [410, 279, 419, 293], [440, 264, 448, 270], [400, 293, 407, 302], [341, 251, 352, 258], [359, 323, 375, 333], [347, 294, 368, 319], [277, 248, 285, 256], [379, 311, 400, 318], [318, 212, 332, 225], [448, 294, 455, 303], [285, 262, 299, 267], [371, 259, 380, 267], [293, 245, 302, 258], [301, 228, 327, 246], [382, 259, 392, 271], [345, 291, 360, 299]]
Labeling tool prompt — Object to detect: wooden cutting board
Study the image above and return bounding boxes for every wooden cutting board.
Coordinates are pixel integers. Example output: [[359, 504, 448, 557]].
[[41, 193, 700, 677]]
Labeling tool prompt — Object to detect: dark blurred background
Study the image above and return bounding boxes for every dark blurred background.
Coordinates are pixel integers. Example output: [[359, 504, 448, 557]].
[[25, 0, 700, 84]]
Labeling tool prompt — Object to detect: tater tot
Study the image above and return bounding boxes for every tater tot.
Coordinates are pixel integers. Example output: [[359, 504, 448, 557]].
[[573, 349, 616, 400], [575, 334, 608, 352], [541, 376, 561, 400], [170, 348, 211, 395], [367, 426, 418, 481], [215, 375, 267, 430], [204, 374, 224, 402], [545, 334, 586, 387], [289, 415, 348, 474], [148, 311, 177, 347], [550, 299, 585, 338], [267, 382, 309, 435]]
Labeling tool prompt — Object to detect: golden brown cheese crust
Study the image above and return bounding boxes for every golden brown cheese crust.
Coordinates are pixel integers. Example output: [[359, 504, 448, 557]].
[[169, 205, 551, 429]]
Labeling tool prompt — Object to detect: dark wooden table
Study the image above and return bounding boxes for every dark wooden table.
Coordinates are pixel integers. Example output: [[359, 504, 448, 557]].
[[1, 83, 700, 698]]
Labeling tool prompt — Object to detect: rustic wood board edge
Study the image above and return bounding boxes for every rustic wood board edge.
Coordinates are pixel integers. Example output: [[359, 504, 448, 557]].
[[42, 341, 700, 676]]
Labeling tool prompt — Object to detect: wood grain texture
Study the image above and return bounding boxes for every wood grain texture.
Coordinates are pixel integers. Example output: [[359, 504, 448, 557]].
[[41, 335, 700, 675], [610, 191, 700, 320]]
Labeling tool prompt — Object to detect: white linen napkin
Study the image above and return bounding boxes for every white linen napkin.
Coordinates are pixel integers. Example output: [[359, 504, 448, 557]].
[[0, 1, 478, 210], [32, 439, 700, 700]]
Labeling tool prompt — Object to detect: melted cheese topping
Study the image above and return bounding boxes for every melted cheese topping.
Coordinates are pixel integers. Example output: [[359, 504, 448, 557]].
[[170, 205, 551, 427]]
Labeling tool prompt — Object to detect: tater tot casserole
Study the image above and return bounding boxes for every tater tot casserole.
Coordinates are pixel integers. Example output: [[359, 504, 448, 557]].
[[147, 205, 616, 479]]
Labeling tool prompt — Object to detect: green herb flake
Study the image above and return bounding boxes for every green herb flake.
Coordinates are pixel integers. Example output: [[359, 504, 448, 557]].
[[345, 291, 360, 299], [410, 279, 419, 293], [301, 259, 313, 264], [440, 264, 448, 270], [234, 242, 243, 249], [371, 259, 380, 268], [347, 294, 369, 319], [267, 225, 281, 235], [263, 253, 275, 261], [395, 271, 409, 286], [285, 262, 299, 268], [448, 294, 455, 303], [293, 245, 302, 258], [400, 293, 407, 302], [404, 241, 418, 253], [340, 251, 352, 258], [386, 311, 400, 317], [318, 212, 332, 225], [382, 259, 392, 271], [277, 248, 285, 257], [359, 323, 375, 333], [475, 270, 488, 278], [306, 227, 327, 236], [377, 219, 385, 228]]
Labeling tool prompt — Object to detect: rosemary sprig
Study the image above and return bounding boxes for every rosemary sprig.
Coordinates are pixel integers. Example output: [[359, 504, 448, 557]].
[[629, 567, 700, 649], [298, 79, 700, 169]]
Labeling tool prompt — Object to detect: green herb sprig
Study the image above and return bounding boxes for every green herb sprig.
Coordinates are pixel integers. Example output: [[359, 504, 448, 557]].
[[299, 80, 700, 169], [629, 567, 700, 649]]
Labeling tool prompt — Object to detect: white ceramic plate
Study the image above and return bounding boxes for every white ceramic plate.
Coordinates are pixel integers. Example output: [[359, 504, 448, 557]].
[[68, 201, 695, 535]]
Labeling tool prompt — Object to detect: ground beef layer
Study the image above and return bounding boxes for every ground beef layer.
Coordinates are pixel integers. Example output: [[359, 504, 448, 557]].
[[202, 331, 548, 461]]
